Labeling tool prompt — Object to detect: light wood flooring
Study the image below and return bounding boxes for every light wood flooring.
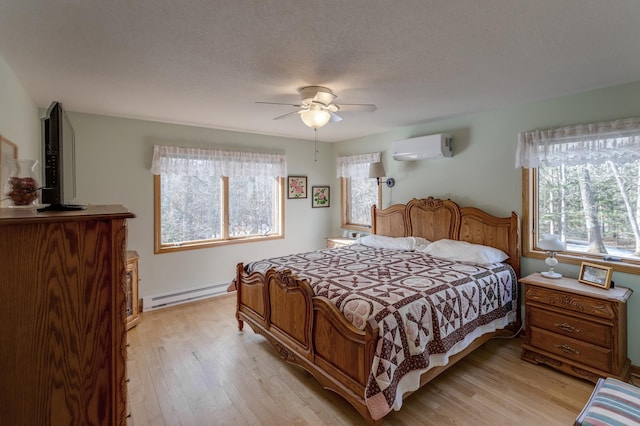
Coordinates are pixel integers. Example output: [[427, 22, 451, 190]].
[[127, 293, 595, 425]]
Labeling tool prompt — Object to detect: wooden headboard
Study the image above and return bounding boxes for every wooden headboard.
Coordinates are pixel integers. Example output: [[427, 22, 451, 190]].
[[371, 197, 521, 276]]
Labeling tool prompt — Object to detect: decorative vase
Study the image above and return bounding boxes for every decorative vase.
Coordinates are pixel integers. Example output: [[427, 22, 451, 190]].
[[4, 159, 40, 208]]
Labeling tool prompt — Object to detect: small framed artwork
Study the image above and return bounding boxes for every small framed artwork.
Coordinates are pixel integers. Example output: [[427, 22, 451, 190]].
[[287, 176, 307, 199], [0, 135, 18, 188], [311, 185, 330, 208], [578, 262, 613, 289]]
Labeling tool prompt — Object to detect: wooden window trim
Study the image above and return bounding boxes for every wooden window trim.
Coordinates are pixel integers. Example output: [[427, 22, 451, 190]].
[[340, 177, 382, 232], [154, 175, 285, 253]]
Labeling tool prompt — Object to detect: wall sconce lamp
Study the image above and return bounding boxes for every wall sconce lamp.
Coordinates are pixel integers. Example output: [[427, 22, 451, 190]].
[[538, 234, 566, 279], [368, 161, 395, 187]]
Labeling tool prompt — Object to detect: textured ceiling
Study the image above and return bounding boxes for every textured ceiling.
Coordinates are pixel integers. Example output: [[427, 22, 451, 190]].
[[1, 1, 640, 142]]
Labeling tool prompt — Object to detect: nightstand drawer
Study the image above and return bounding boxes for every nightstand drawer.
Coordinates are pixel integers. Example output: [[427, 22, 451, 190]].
[[528, 306, 611, 348], [520, 273, 632, 383], [525, 286, 616, 320], [530, 327, 611, 372]]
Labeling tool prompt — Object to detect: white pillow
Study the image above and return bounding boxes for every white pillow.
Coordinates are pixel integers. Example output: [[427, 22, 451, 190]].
[[419, 239, 508, 265], [356, 235, 430, 251]]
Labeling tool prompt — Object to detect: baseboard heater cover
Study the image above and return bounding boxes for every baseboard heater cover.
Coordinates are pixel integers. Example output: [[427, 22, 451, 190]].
[[143, 282, 229, 311]]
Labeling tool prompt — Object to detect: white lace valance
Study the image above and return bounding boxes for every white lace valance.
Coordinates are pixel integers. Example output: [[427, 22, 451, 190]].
[[516, 117, 640, 168], [150, 145, 287, 178], [336, 152, 381, 178]]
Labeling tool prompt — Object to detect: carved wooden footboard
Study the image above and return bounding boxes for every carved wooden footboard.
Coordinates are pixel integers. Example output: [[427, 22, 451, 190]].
[[235, 197, 521, 424], [235, 263, 379, 422]]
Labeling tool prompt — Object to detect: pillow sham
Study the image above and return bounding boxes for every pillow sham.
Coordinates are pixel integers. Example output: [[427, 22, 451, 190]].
[[419, 238, 508, 265], [356, 235, 430, 251]]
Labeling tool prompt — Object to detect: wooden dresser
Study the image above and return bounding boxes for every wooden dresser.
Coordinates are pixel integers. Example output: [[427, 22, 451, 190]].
[[520, 273, 632, 383], [0, 205, 135, 425]]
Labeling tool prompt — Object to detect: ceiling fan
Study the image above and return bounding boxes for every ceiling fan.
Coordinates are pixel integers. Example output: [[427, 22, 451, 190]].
[[256, 86, 377, 129]]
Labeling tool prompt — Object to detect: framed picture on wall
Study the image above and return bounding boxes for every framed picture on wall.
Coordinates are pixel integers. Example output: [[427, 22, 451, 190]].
[[311, 185, 330, 208], [0, 135, 18, 188], [287, 176, 307, 199]]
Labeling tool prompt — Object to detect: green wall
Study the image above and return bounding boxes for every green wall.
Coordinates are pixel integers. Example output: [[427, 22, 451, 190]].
[[67, 112, 335, 300], [0, 54, 39, 209], [334, 81, 640, 365], [1, 47, 638, 366]]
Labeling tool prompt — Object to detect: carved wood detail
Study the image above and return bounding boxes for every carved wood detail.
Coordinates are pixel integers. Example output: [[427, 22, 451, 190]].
[[236, 197, 521, 423], [526, 287, 616, 319], [521, 348, 563, 367], [273, 341, 297, 362], [521, 274, 632, 384]]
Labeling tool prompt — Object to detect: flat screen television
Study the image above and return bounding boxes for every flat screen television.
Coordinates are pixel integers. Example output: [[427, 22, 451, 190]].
[[38, 101, 85, 211]]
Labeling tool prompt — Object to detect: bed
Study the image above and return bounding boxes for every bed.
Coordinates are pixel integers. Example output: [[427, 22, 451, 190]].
[[234, 197, 521, 424]]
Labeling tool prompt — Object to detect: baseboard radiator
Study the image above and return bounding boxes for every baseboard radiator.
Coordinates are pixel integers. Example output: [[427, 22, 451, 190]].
[[142, 282, 230, 311]]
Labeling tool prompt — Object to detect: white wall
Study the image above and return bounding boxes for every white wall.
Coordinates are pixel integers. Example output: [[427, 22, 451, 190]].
[[67, 112, 334, 298], [0, 54, 40, 208], [335, 80, 640, 365]]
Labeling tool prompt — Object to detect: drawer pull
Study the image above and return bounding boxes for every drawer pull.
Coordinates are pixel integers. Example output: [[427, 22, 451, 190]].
[[555, 344, 580, 355], [554, 322, 580, 333]]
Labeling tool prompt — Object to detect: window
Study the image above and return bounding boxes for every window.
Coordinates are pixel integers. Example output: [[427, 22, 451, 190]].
[[152, 145, 286, 253], [518, 117, 640, 272], [337, 152, 382, 231]]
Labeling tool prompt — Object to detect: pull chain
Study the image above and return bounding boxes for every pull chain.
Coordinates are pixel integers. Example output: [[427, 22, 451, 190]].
[[314, 128, 318, 162]]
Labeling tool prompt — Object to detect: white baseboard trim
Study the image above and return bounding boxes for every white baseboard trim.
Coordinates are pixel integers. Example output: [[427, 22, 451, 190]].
[[142, 282, 229, 311]]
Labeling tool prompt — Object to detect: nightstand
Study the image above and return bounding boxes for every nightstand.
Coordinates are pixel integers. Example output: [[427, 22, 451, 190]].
[[326, 236, 356, 249], [520, 273, 632, 383]]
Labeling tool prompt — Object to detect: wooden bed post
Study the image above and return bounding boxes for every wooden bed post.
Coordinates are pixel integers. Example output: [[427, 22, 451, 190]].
[[235, 263, 244, 331]]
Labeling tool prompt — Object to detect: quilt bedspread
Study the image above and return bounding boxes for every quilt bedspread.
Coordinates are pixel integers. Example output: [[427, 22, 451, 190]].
[[245, 244, 518, 419]]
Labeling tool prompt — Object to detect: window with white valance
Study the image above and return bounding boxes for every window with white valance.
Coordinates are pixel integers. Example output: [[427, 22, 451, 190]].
[[516, 117, 640, 169], [151, 145, 287, 178], [518, 117, 640, 271], [152, 145, 286, 253], [337, 152, 381, 230], [336, 152, 380, 178]]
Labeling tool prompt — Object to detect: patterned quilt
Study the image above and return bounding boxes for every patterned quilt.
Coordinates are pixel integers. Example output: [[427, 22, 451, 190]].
[[245, 244, 518, 420]]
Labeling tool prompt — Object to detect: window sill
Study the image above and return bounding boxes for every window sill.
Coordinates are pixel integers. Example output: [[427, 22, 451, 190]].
[[524, 248, 640, 275], [155, 234, 284, 254], [341, 224, 372, 233]]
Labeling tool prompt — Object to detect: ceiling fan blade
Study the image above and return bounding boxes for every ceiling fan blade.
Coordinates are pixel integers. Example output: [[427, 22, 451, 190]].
[[273, 111, 301, 120], [335, 103, 377, 112], [329, 112, 343, 123], [313, 90, 337, 106], [256, 101, 302, 107]]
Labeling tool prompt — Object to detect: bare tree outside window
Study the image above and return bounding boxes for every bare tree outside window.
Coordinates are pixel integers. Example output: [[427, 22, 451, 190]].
[[161, 174, 221, 244], [537, 161, 640, 259], [349, 177, 378, 226], [229, 176, 277, 236]]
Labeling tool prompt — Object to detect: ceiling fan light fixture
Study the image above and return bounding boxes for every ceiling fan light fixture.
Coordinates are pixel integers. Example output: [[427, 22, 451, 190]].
[[300, 108, 331, 129], [256, 85, 376, 129]]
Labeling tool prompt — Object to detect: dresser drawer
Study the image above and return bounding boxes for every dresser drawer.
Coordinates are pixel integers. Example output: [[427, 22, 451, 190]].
[[528, 306, 611, 348], [529, 326, 611, 372], [525, 286, 616, 320]]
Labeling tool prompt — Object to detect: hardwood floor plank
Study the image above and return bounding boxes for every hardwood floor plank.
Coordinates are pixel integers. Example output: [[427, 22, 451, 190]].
[[127, 294, 595, 425]]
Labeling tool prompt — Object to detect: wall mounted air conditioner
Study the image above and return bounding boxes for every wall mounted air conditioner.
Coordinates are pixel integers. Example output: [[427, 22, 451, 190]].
[[392, 133, 453, 161]]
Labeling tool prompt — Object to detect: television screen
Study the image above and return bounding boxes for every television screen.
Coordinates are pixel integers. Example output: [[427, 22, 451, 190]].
[[39, 102, 84, 211]]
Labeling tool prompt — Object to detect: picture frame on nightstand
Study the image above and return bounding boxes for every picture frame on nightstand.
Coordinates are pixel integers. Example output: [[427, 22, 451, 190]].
[[578, 261, 613, 289]]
